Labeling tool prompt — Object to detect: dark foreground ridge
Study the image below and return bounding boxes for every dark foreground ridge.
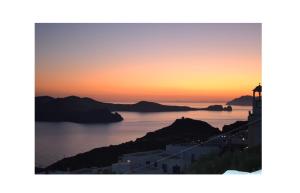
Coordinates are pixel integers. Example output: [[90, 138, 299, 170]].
[[35, 96, 123, 123], [226, 95, 252, 106], [43, 118, 221, 172]]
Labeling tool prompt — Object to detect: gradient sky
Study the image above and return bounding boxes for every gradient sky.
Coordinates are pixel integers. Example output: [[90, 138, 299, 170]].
[[35, 23, 261, 102]]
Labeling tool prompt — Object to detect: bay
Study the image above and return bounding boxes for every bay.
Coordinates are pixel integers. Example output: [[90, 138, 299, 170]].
[[35, 102, 251, 167]]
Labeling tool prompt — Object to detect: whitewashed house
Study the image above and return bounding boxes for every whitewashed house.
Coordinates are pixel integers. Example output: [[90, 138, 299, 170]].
[[112, 143, 221, 174], [111, 161, 131, 174], [112, 150, 165, 174]]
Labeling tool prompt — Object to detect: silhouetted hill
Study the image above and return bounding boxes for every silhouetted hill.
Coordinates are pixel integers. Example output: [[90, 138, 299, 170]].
[[44, 118, 221, 172], [113, 100, 196, 112], [35, 96, 123, 123], [226, 95, 252, 106], [35, 96, 198, 116], [139, 118, 221, 143], [222, 121, 248, 133]]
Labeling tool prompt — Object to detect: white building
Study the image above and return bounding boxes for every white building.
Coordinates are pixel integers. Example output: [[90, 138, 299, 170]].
[[112, 143, 221, 174], [112, 150, 165, 174], [111, 161, 132, 174], [248, 84, 262, 147]]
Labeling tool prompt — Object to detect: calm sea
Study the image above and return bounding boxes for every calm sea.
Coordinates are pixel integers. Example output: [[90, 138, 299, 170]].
[[35, 102, 251, 167]]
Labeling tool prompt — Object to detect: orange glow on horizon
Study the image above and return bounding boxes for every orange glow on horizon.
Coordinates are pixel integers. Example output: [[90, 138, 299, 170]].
[[35, 53, 261, 102]]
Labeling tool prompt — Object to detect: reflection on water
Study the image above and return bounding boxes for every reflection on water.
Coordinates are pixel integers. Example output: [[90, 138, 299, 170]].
[[35, 102, 251, 167]]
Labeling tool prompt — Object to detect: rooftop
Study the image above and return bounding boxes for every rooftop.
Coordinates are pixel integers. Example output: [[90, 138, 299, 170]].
[[167, 142, 200, 147], [253, 84, 262, 92], [157, 153, 181, 159], [122, 149, 164, 157]]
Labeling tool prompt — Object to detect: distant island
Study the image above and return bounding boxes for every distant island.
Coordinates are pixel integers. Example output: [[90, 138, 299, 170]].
[[110, 100, 198, 112], [226, 95, 252, 106], [43, 118, 222, 171], [35, 96, 123, 123], [35, 96, 233, 123], [199, 105, 232, 111]]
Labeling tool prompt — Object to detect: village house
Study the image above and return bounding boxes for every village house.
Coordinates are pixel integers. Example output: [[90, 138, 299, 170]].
[[112, 143, 221, 174]]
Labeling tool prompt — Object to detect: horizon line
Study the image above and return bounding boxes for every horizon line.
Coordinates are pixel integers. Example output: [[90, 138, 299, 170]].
[[35, 94, 252, 104]]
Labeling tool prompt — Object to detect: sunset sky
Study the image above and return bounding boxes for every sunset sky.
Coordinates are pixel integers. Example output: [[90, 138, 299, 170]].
[[35, 23, 261, 102]]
